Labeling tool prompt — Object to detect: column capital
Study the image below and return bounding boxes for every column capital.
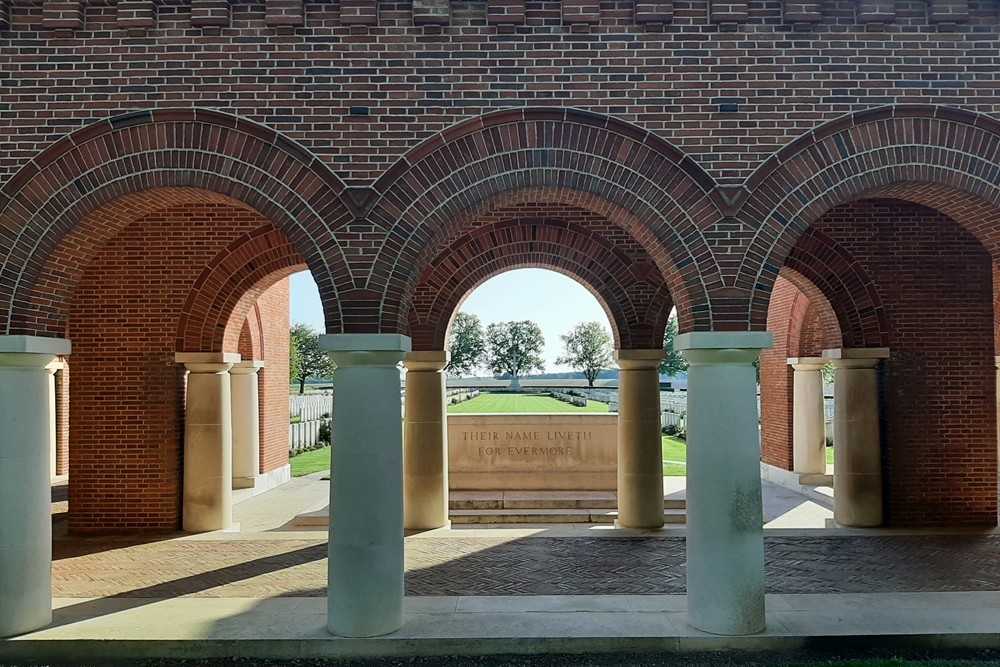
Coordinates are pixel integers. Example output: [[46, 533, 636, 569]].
[[0, 335, 71, 356], [319, 333, 411, 368], [230, 360, 265, 375], [403, 350, 449, 372], [614, 348, 665, 371], [175, 352, 240, 373], [0, 336, 71, 368], [678, 331, 772, 366], [676, 331, 773, 351], [787, 357, 827, 371], [823, 347, 889, 369]]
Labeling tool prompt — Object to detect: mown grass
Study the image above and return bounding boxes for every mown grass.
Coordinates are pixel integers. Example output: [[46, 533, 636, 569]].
[[290, 446, 331, 477], [662, 435, 687, 477], [448, 393, 610, 414]]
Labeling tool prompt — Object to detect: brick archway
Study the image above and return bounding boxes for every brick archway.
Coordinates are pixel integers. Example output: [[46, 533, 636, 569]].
[[784, 228, 888, 348], [0, 109, 351, 336], [737, 105, 1000, 330], [760, 271, 842, 470], [366, 108, 722, 336], [407, 213, 673, 351], [178, 224, 307, 353]]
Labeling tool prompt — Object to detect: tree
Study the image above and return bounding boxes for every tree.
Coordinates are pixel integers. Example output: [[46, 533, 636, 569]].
[[290, 323, 336, 394], [659, 314, 689, 377], [556, 321, 613, 387], [485, 320, 545, 389], [446, 312, 487, 377], [289, 332, 303, 387]]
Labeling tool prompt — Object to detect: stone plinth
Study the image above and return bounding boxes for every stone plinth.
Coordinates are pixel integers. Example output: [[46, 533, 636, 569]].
[[448, 413, 617, 491]]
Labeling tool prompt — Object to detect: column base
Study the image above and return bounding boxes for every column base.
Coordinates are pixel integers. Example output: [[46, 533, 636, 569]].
[[231, 465, 292, 497]]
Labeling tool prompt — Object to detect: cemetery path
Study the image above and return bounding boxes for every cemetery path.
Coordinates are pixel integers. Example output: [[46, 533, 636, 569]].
[[51, 534, 1000, 598]]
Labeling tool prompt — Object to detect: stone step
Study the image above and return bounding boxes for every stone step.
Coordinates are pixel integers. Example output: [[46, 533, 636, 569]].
[[798, 473, 834, 487], [449, 491, 687, 511], [449, 508, 686, 525]]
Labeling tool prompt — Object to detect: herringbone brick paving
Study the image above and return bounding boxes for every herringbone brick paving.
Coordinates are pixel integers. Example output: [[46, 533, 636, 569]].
[[51, 534, 1000, 598]]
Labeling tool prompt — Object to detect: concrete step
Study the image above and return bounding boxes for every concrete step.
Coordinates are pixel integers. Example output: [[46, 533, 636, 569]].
[[449, 508, 686, 525]]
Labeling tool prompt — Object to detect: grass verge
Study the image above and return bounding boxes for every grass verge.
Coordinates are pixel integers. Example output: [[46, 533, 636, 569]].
[[448, 393, 610, 413], [290, 446, 331, 477]]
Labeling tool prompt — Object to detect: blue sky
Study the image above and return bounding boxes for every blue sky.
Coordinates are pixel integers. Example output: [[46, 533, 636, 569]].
[[289, 268, 612, 372]]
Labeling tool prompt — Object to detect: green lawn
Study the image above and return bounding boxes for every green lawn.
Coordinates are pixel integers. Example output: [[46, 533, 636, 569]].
[[290, 446, 331, 477], [827, 445, 835, 464], [448, 393, 610, 414], [662, 435, 687, 477]]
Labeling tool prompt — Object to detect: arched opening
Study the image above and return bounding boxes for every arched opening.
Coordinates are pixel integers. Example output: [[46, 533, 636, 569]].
[[763, 198, 996, 527], [47, 190, 315, 533]]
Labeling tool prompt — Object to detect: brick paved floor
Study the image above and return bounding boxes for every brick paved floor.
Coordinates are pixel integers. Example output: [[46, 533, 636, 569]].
[[51, 534, 1000, 598]]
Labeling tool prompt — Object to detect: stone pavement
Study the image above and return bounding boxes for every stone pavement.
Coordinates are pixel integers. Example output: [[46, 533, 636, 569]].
[[16, 474, 1000, 662], [52, 532, 1000, 599]]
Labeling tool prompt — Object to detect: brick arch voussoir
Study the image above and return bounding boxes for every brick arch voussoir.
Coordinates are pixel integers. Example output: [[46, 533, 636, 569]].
[[408, 213, 674, 351], [740, 106, 1000, 333], [776, 267, 843, 354], [412, 259, 634, 353], [178, 225, 311, 352], [782, 229, 888, 348], [0, 109, 352, 335], [373, 180, 709, 337], [368, 108, 721, 337]]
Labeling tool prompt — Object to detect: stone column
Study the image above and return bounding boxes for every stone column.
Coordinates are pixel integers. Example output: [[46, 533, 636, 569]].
[[787, 357, 827, 475], [403, 351, 449, 530], [176, 352, 239, 532], [320, 333, 410, 638], [230, 360, 264, 490], [677, 331, 771, 636], [45, 361, 61, 480], [53, 363, 69, 476], [824, 347, 889, 528], [0, 335, 71, 637], [615, 349, 666, 529]]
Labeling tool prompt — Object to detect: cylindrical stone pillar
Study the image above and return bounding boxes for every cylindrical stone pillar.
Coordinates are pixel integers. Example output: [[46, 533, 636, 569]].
[[231, 361, 264, 490], [678, 331, 772, 636], [45, 362, 59, 480], [176, 352, 239, 532], [0, 335, 71, 637], [788, 358, 827, 475], [403, 351, 449, 530], [615, 349, 667, 529], [825, 348, 889, 527], [321, 333, 410, 638]]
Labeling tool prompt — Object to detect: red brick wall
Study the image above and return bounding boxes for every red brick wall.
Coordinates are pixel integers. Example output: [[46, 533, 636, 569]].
[[67, 201, 274, 533], [809, 200, 996, 526], [253, 279, 292, 474], [2, 0, 1000, 189], [760, 276, 809, 470]]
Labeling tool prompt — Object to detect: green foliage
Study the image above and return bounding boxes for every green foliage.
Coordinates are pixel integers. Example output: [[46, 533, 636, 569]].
[[289, 332, 303, 386], [290, 323, 336, 394], [822, 361, 836, 385], [317, 421, 332, 445], [662, 423, 686, 440], [556, 321, 613, 387], [485, 320, 545, 380], [446, 312, 488, 377], [659, 315, 689, 377]]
